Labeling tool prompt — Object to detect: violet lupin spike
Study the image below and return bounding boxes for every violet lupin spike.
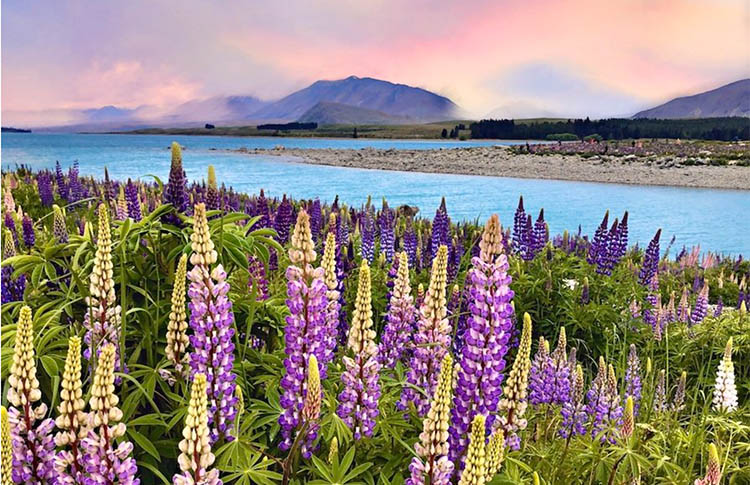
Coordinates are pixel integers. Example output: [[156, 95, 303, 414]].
[[512, 196, 527, 256], [187, 203, 238, 443], [378, 252, 417, 369], [559, 364, 587, 438], [689, 283, 709, 326], [624, 344, 642, 416], [337, 261, 381, 440], [163, 142, 189, 226], [125, 178, 142, 221], [639, 229, 661, 286], [399, 245, 451, 416]]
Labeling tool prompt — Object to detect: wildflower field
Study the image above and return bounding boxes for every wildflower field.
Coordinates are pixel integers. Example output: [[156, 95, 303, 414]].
[[1, 143, 748, 485]]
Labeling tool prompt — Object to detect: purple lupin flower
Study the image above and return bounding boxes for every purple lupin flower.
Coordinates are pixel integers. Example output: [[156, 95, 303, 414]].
[[187, 203, 237, 443], [55, 161, 69, 200], [714, 298, 724, 317], [278, 211, 332, 455], [512, 196, 527, 256], [614, 211, 629, 259], [587, 211, 609, 267], [531, 208, 548, 256], [559, 364, 587, 439], [677, 287, 690, 322], [256, 189, 272, 229], [378, 252, 417, 369], [597, 218, 619, 275], [403, 220, 418, 267], [338, 261, 381, 440], [309, 198, 322, 242], [37, 171, 54, 207], [689, 283, 709, 326], [643, 272, 661, 336], [450, 214, 514, 462], [431, 198, 451, 260], [528, 337, 551, 405], [545, 328, 571, 405], [522, 214, 534, 261], [162, 142, 189, 226], [125, 179, 142, 221], [378, 200, 395, 262], [399, 246, 451, 416], [22, 214, 35, 248], [638, 229, 661, 286], [360, 208, 375, 263], [624, 344, 642, 416], [67, 162, 83, 203], [274, 195, 295, 244], [586, 359, 622, 443], [4, 211, 20, 249], [247, 255, 269, 301]]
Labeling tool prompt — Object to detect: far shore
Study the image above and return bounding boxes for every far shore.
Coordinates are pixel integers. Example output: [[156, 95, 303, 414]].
[[233, 145, 750, 190]]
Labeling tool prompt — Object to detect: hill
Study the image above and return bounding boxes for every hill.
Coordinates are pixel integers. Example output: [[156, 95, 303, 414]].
[[297, 101, 414, 125], [633, 79, 750, 119]]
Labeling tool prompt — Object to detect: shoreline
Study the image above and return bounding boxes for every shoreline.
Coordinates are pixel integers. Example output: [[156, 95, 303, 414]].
[[234, 145, 750, 190]]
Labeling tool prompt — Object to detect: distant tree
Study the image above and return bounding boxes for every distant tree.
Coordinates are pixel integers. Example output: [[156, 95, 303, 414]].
[[353, 127, 358, 138], [205, 123, 215, 129], [441, 128, 448, 138]]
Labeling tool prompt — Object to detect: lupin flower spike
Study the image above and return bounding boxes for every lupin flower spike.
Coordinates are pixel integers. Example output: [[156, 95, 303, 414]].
[[458, 414, 487, 485], [407, 353, 454, 485], [621, 396, 635, 438], [166, 254, 189, 373], [712, 338, 738, 413], [338, 261, 381, 440], [54, 336, 86, 480], [302, 355, 322, 424], [1, 407, 11, 485], [694, 443, 721, 485], [53, 204, 68, 243], [289, 210, 316, 271], [328, 437, 339, 464], [379, 252, 416, 369], [174, 374, 221, 485], [479, 213, 503, 262], [486, 429, 506, 479], [400, 245, 450, 416], [496, 312, 533, 450], [190, 203, 217, 267]]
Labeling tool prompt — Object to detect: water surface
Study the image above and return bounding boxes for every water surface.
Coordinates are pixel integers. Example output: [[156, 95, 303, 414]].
[[3, 133, 748, 255]]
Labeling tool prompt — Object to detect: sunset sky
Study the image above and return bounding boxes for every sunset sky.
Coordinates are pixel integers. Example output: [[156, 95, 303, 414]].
[[2, 0, 749, 123]]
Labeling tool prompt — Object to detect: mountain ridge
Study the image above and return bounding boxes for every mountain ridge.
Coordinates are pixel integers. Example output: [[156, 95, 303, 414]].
[[633, 79, 750, 119]]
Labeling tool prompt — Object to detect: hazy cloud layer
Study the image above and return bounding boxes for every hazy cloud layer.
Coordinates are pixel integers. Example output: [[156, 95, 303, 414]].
[[3, 0, 748, 123]]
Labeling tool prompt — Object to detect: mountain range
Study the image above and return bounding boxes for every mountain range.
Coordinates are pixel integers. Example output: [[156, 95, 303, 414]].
[[633, 79, 750, 119], [5, 77, 748, 131]]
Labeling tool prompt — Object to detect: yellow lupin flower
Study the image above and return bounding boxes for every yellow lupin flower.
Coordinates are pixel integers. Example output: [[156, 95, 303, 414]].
[[88, 344, 124, 435], [458, 414, 487, 485], [207, 165, 217, 191], [498, 312, 533, 426], [177, 373, 216, 479], [321, 232, 338, 291], [190, 203, 217, 268], [479, 214, 503, 262], [172, 141, 182, 166], [422, 245, 449, 327], [55, 336, 86, 446], [415, 353, 453, 459], [740, 300, 747, 316], [289, 209, 316, 268], [302, 355, 322, 422], [695, 443, 721, 485], [2, 229, 15, 259], [116, 185, 128, 219], [166, 254, 189, 372], [7, 306, 42, 407], [328, 437, 339, 464], [90, 204, 115, 305], [1, 407, 12, 485], [622, 396, 635, 438], [486, 428, 506, 478], [348, 261, 376, 358], [394, 253, 412, 302]]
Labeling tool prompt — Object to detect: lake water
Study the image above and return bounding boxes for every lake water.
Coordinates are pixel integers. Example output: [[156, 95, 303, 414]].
[[3, 133, 749, 255]]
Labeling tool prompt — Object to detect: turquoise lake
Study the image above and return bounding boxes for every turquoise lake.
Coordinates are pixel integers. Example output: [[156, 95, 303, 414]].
[[3, 133, 749, 255]]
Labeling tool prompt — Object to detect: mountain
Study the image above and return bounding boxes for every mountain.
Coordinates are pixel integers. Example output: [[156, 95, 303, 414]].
[[163, 95, 268, 123], [252, 76, 459, 122], [633, 79, 750, 119], [298, 101, 414, 125]]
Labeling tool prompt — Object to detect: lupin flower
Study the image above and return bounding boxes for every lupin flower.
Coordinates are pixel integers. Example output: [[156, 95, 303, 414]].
[[653, 369, 667, 414], [188, 203, 238, 443], [80, 344, 140, 485], [621, 396, 635, 439], [485, 429, 505, 479], [1, 229, 25, 303], [712, 338, 738, 413], [544, 328, 571, 406], [173, 374, 221, 485], [54, 336, 87, 483], [399, 246, 451, 416], [586, 357, 621, 442], [560, 364, 587, 439], [21, 214, 35, 248], [672, 371, 687, 412], [309, 199, 322, 242], [37, 171, 54, 207], [53, 205, 69, 243], [403, 220, 418, 267], [457, 414, 487, 485], [512, 196, 529, 258], [166, 254, 189, 374], [431, 198, 451, 259], [378, 200, 395, 262], [360, 208, 375, 263], [274, 195, 295, 244], [587, 211, 609, 267], [379, 252, 417, 369], [677, 287, 690, 322], [6, 306, 57, 484], [2, 407, 12, 485], [320, 231, 341, 356], [125, 179, 142, 221], [115, 186, 128, 220], [690, 283, 709, 326], [83, 204, 126, 378], [163, 142, 189, 226], [638, 229, 661, 286], [206, 165, 220, 210], [531, 209, 548, 256], [406, 354, 454, 485], [451, 215, 514, 462], [496, 313, 533, 450], [528, 337, 551, 406], [624, 344, 642, 415], [694, 443, 721, 485], [338, 261, 381, 440], [279, 211, 332, 452]]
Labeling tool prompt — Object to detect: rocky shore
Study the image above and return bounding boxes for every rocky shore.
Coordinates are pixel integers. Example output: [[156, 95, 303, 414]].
[[235, 145, 750, 190]]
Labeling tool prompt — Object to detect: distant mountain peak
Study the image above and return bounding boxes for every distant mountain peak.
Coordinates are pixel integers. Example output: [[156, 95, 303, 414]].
[[634, 79, 750, 119]]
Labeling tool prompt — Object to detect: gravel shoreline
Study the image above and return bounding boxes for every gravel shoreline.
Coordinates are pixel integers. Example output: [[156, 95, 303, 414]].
[[234, 145, 750, 190]]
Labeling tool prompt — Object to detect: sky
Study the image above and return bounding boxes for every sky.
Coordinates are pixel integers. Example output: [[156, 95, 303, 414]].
[[2, 0, 749, 124]]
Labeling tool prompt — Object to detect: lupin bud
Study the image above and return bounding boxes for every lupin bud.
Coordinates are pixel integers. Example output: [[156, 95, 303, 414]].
[[302, 355, 322, 423], [694, 443, 721, 485], [289, 210, 316, 269], [622, 396, 635, 438], [328, 437, 339, 464], [166, 254, 189, 373], [190, 203, 217, 267], [174, 373, 220, 485], [486, 429, 506, 478], [1, 407, 12, 485], [458, 414, 487, 485]]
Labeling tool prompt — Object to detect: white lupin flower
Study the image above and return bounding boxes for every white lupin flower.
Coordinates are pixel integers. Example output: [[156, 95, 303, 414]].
[[712, 338, 738, 413]]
